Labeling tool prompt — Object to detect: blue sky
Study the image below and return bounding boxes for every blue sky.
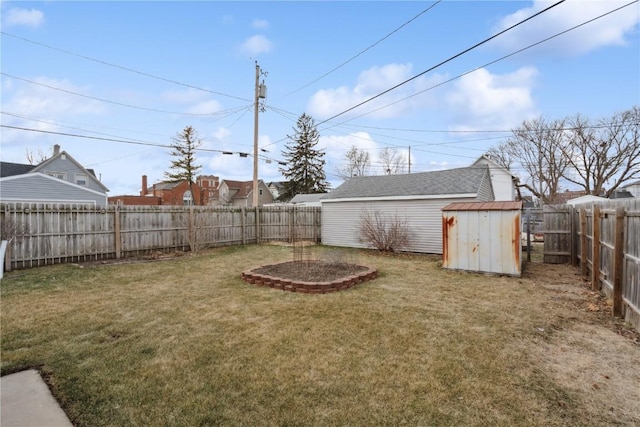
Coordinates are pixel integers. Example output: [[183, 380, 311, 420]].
[[1, 0, 639, 197]]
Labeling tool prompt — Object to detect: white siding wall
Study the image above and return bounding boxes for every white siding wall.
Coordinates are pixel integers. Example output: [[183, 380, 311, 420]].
[[0, 174, 106, 206], [322, 196, 477, 254], [39, 156, 106, 193], [477, 172, 495, 202], [474, 158, 514, 201]]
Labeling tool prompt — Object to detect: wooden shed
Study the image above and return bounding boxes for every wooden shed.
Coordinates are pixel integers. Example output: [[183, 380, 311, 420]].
[[442, 201, 523, 276]]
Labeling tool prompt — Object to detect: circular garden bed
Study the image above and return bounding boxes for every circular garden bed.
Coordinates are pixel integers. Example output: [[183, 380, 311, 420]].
[[241, 260, 377, 294]]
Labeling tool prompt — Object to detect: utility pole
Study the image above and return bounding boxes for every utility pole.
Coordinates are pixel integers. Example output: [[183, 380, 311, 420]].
[[252, 62, 267, 207], [408, 145, 411, 173]]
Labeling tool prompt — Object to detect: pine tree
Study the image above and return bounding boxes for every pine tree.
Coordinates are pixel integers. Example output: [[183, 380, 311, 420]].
[[165, 126, 202, 204], [279, 113, 329, 201]]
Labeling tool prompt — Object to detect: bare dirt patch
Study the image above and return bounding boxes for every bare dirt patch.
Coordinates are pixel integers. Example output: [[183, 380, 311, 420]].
[[252, 260, 369, 283], [523, 262, 640, 425], [530, 323, 640, 425]]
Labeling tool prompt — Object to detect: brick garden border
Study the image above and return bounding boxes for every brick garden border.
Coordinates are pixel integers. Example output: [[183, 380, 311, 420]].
[[241, 263, 378, 294]]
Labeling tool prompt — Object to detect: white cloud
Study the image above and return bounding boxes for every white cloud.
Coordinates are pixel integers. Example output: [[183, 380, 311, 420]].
[[252, 19, 269, 29], [0, 75, 109, 149], [239, 35, 273, 56], [308, 63, 445, 120], [161, 88, 209, 104], [3, 7, 44, 28], [186, 99, 223, 115], [445, 67, 539, 130], [492, 0, 639, 56], [2, 76, 106, 120], [212, 126, 231, 141]]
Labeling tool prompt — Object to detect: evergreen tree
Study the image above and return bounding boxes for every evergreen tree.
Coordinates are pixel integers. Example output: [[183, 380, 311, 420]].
[[279, 113, 329, 201], [165, 126, 202, 205]]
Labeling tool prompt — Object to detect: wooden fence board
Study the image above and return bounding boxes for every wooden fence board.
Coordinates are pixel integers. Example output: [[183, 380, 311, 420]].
[[549, 199, 640, 332], [543, 205, 573, 264], [1, 203, 321, 269]]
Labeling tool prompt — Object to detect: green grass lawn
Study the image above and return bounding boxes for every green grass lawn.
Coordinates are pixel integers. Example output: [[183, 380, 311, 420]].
[[1, 244, 638, 426]]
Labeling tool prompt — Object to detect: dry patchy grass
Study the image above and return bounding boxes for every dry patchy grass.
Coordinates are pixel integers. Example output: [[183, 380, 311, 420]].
[[1, 244, 638, 426]]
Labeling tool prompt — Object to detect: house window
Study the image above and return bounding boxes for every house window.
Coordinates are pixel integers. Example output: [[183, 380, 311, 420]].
[[259, 189, 263, 195], [183, 190, 193, 205], [75, 173, 88, 186], [46, 171, 66, 180]]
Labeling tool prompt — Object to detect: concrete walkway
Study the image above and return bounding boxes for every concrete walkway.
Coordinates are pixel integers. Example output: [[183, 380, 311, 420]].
[[1, 370, 73, 427]]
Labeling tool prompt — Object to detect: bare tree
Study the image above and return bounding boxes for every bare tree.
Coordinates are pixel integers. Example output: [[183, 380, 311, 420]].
[[358, 209, 410, 252], [25, 147, 51, 165], [337, 145, 371, 179], [497, 117, 572, 204], [378, 147, 406, 175], [484, 146, 513, 171], [563, 107, 640, 197]]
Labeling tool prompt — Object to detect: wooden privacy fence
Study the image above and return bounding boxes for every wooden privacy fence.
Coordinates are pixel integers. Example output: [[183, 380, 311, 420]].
[[1, 203, 321, 270], [543, 199, 640, 331]]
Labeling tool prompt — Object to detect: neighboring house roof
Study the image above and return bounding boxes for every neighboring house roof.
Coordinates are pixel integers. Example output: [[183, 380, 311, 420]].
[[31, 150, 109, 192], [221, 179, 267, 200], [609, 190, 634, 199], [554, 190, 586, 204], [322, 165, 492, 200], [267, 181, 286, 190], [472, 154, 515, 177], [0, 172, 108, 206], [565, 195, 607, 205], [290, 193, 325, 204], [0, 162, 35, 178], [222, 180, 252, 199], [153, 181, 183, 190]]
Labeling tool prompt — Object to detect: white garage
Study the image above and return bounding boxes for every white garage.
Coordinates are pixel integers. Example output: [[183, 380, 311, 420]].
[[321, 165, 495, 254]]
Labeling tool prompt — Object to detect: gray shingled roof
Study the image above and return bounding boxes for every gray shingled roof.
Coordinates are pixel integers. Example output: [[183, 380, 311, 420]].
[[290, 193, 325, 203], [322, 165, 490, 200], [0, 162, 35, 178]]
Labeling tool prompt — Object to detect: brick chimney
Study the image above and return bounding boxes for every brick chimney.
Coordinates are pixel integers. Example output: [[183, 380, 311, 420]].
[[141, 175, 148, 196], [53, 144, 60, 155]]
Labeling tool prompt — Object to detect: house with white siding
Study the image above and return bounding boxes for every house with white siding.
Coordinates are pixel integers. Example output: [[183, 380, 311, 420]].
[[290, 193, 324, 207], [0, 145, 109, 206], [321, 165, 494, 254], [472, 154, 516, 201]]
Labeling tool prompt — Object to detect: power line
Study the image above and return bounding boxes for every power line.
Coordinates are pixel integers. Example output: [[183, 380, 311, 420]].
[[1, 111, 168, 138], [329, 0, 638, 128], [1, 124, 289, 165], [281, 1, 442, 98], [316, 0, 567, 126], [1, 111, 169, 144], [0, 31, 251, 102], [1, 72, 252, 117]]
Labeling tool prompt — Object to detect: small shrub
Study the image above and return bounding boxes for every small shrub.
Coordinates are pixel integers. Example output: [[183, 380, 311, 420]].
[[0, 216, 29, 242], [358, 209, 410, 252]]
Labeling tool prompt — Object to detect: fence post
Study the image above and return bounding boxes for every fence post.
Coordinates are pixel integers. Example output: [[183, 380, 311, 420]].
[[114, 205, 121, 259], [580, 208, 587, 277], [313, 207, 319, 243], [592, 204, 601, 291], [570, 206, 578, 266], [240, 208, 246, 245], [288, 206, 294, 243], [612, 206, 625, 317], [255, 206, 260, 244]]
